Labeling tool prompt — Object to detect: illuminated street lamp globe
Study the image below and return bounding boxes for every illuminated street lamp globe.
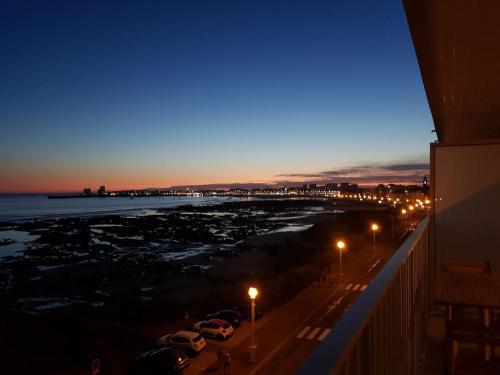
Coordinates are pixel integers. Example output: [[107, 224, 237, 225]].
[[336, 240, 345, 250], [401, 208, 407, 215], [371, 223, 379, 232], [248, 286, 258, 300]]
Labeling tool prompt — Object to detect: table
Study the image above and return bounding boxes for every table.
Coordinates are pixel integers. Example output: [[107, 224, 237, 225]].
[[436, 272, 500, 362]]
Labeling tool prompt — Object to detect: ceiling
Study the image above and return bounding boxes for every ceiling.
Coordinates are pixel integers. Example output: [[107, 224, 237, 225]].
[[403, 0, 500, 144]]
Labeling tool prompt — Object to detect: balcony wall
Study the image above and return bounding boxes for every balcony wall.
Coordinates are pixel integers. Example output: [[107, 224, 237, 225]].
[[431, 141, 500, 270], [297, 216, 431, 375]]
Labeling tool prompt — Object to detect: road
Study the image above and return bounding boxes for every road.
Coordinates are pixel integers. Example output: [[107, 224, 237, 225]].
[[251, 253, 385, 375], [182, 237, 401, 375]]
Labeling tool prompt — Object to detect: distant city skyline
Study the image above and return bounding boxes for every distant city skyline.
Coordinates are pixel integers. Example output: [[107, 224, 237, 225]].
[[0, 1, 434, 193]]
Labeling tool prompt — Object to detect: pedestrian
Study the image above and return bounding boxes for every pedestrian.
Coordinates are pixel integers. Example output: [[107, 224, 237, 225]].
[[222, 351, 231, 375], [217, 348, 224, 369], [90, 358, 100, 375]]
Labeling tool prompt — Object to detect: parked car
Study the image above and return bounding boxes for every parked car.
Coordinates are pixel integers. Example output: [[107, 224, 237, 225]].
[[206, 309, 242, 328], [128, 347, 189, 375], [158, 330, 206, 354], [236, 305, 264, 321], [192, 319, 234, 340]]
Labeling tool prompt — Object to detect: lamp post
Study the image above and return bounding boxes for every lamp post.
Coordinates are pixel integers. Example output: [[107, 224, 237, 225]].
[[409, 205, 415, 223], [336, 241, 345, 277], [248, 286, 258, 363], [371, 223, 379, 249]]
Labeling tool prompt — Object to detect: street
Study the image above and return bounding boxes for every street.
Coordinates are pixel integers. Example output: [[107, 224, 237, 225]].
[[183, 238, 399, 375]]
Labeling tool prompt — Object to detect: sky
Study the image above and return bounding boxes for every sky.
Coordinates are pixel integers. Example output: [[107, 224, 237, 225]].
[[0, 0, 435, 193]]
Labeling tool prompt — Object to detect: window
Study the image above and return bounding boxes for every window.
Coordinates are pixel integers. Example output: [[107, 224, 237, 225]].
[[193, 335, 202, 342]]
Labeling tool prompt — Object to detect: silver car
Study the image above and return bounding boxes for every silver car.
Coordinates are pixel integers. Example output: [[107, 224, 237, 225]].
[[158, 330, 207, 354]]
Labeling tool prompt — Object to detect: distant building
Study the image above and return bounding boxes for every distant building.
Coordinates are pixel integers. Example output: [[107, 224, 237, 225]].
[[83, 188, 92, 196], [309, 183, 317, 190], [326, 183, 338, 191], [349, 184, 359, 192], [340, 183, 350, 192], [97, 185, 106, 196], [376, 184, 386, 194]]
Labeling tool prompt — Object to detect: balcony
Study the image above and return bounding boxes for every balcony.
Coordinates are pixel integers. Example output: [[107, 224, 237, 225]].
[[298, 215, 500, 375]]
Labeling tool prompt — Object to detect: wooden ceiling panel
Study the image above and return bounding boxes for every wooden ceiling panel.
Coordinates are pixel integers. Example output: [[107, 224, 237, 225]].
[[403, 0, 500, 143]]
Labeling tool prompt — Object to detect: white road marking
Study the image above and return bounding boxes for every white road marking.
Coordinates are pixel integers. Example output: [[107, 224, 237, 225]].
[[317, 329, 331, 341], [345, 283, 353, 290], [352, 284, 360, 291], [360, 284, 368, 291], [307, 327, 321, 340], [325, 304, 335, 315], [367, 258, 382, 273], [325, 296, 344, 315], [296, 326, 311, 339]]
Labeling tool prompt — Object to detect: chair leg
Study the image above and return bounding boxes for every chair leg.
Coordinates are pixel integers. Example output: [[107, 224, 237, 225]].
[[446, 336, 456, 375]]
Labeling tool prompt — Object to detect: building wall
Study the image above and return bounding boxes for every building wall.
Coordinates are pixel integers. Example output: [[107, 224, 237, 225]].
[[432, 142, 500, 270]]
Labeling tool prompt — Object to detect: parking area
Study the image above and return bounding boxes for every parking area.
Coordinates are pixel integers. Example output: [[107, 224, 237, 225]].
[[184, 313, 272, 374]]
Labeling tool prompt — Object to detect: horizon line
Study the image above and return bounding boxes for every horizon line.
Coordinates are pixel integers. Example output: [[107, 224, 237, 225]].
[[0, 179, 427, 195]]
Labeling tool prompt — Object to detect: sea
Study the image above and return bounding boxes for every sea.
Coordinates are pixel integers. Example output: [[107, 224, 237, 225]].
[[0, 194, 236, 222]]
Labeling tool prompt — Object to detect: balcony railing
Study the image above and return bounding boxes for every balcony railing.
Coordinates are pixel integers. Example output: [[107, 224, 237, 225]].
[[297, 216, 432, 375]]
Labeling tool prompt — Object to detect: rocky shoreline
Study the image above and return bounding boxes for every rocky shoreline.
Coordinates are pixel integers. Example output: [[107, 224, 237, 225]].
[[0, 198, 338, 314]]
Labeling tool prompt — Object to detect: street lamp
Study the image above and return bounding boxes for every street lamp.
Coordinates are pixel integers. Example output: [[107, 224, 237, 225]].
[[401, 208, 407, 216], [371, 223, 379, 249], [248, 286, 258, 363], [336, 241, 346, 277]]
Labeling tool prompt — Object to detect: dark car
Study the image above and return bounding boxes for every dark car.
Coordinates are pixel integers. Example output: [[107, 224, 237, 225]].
[[128, 347, 189, 375], [206, 309, 242, 328], [237, 304, 264, 322]]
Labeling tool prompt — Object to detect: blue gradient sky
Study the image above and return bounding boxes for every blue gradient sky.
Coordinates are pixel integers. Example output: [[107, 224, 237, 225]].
[[0, 0, 434, 193]]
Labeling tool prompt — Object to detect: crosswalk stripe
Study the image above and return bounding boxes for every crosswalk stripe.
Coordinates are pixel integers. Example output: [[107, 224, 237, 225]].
[[307, 327, 321, 340], [297, 326, 311, 339], [317, 328, 331, 341], [352, 284, 360, 291], [360, 284, 368, 291], [345, 283, 353, 290]]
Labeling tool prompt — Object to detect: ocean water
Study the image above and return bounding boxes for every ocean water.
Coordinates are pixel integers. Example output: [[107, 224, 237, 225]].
[[0, 194, 234, 221]]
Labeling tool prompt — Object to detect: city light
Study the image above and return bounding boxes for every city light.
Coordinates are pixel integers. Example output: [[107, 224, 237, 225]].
[[248, 286, 258, 300], [371, 223, 379, 231]]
